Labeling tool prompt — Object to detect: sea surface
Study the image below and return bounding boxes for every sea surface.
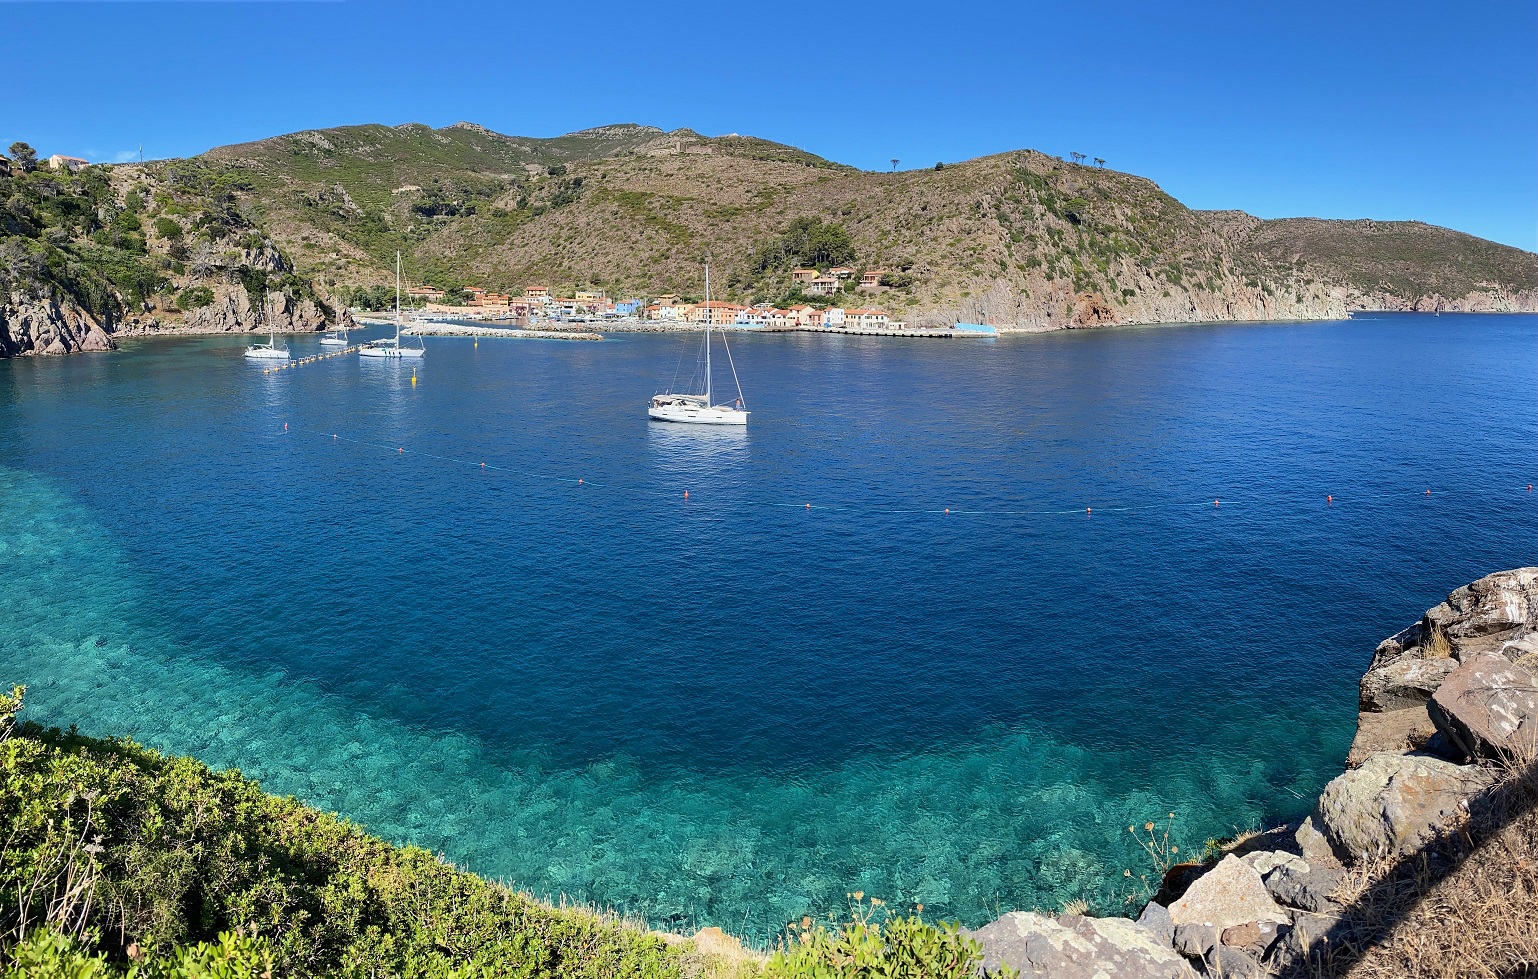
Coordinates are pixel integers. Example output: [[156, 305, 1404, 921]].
[[1, 312, 1533, 936]]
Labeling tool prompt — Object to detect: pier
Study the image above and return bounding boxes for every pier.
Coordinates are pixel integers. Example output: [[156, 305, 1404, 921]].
[[401, 324, 603, 342]]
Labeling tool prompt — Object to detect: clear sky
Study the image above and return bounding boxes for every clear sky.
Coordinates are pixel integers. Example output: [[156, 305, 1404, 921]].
[[4, 0, 1535, 250]]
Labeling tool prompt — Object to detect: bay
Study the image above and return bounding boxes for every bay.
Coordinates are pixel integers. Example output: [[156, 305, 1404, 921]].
[[0, 311, 1533, 936]]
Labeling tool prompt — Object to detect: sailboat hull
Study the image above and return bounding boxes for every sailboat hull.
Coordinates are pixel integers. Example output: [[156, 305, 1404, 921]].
[[358, 346, 426, 359], [318, 338, 347, 346], [244, 347, 291, 361], [648, 404, 749, 426]]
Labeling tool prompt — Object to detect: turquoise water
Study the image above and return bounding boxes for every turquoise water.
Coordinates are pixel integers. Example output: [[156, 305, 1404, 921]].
[[1, 313, 1534, 936]]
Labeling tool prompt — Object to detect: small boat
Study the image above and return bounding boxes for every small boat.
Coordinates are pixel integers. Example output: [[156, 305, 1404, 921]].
[[360, 253, 426, 360], [649, 261, 748, 426], [244, 306, 291, 361], [319, 315, 350, 346]]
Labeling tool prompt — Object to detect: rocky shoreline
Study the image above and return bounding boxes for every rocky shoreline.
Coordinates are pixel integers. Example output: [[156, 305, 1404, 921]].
[[961, 567, 1538, 978]]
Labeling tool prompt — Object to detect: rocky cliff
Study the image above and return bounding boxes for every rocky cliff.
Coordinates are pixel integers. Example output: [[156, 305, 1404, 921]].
[[965, 568, 1538, 978], [0, 147, 335, 357]]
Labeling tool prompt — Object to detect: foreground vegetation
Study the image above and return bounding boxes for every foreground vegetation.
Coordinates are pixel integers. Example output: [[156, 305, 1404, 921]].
[[0, 686, 985, 978]]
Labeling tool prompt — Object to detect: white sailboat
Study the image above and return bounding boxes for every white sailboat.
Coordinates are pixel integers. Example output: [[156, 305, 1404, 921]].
[[360, 252, 426, 360], [649, 262, 748, 426], [243, 299, 291, 361], [319, 310, 350, 346]]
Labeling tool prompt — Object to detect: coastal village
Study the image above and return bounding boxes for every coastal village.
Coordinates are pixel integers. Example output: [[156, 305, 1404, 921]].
[[403, 266, 912, 332]]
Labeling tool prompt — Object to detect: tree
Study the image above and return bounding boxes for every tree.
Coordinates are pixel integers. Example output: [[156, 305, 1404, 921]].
[[934, 162, 944, 170], [890, 159, 899, 171], [1094, 158, 1105, 168], [8, 141, 37, 172], [1070, 152, 1085, 165]]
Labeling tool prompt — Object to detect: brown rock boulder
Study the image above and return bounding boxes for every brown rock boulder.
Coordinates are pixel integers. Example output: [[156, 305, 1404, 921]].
[[1428, 652, 1538, 758], [1315, 751, 1492, 860], [1167, 856, 1289, 930], [969, 912, 1195, 978], [1346, 708, 1439, 766]]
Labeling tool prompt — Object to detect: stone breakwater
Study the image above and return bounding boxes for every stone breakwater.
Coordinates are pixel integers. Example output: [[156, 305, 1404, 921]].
[[962, 567, 1538, 978]]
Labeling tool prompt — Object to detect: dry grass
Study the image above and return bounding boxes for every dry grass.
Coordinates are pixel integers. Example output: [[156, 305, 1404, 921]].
[[1425, 625, 1455, 660], [1279, 750, 1538, 978]]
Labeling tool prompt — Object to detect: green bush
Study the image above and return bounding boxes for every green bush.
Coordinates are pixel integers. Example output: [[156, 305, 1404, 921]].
[[765, 900, 985, 979], [0, 687, 683, 979], [7, 927, 273, 979], [153, 217, 183, 241], [175, 286, 214, 311]]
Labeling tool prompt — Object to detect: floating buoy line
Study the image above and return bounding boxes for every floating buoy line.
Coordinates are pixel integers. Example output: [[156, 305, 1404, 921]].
[[260, 347, 360, 373], [271, 423, 1536, 520]]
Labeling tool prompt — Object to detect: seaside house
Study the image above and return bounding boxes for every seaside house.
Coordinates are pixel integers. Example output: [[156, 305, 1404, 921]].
[[791, 269, 818, 285], [807, 275, 840, 297], [575, 289, 606, 302], [524, 285, 550, 300], [472, 292, 511, 308], [407, 286, 445, 302], [821, 307, 846, 328], [845, 309, 890, 329], [858, 271, 885, 291], [829, 266, 855, 280], [653, 294, 681, 306], [47, 154, 89, 171], [686, 301, 745, 325]]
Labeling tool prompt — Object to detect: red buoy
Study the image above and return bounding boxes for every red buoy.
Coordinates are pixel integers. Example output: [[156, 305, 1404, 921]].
[[1327, 495, 1332, 503], [684, 490, 689, 499]]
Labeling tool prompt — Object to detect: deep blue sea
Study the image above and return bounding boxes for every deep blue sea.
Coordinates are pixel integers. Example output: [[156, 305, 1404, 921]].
[[1, 312, 1533, 935]]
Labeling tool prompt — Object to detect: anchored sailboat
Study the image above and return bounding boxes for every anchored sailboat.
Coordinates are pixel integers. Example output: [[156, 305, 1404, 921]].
[[648, 262, 748, 426], [243, 296, 291, 361], [319, 310, 351, 346], [360, 252, 426, 360]]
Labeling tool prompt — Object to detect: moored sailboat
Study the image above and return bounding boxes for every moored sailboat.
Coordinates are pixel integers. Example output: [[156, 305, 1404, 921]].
[[648, 262, 748, 426], [360, 253, 426, 360]]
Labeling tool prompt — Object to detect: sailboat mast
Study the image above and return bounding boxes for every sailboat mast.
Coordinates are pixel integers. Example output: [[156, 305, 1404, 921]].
[[395, 251, 402, 342], [704, 260, 711, 406]]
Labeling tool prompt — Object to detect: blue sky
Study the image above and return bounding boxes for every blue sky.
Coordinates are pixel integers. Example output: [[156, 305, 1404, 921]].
[[4, 0, 1535, 250]]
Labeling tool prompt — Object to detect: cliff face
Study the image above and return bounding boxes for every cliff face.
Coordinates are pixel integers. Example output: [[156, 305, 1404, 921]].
[[0, 294, 116, 356], [0, 149, 335, 358]]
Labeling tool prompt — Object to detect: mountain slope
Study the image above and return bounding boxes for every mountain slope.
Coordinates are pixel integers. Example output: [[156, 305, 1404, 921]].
[[200, 121, 1535, 328]]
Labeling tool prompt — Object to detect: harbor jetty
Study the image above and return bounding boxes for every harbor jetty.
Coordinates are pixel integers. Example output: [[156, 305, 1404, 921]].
[[399, 323, 603, 342]]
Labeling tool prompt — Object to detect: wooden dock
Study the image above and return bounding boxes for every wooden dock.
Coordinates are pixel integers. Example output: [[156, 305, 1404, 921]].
[[767, 326, 985, 339]]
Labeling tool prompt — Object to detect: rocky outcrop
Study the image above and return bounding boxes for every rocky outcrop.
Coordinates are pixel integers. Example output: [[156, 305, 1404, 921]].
[[978, 569, 1536, 978], [1429, 652, 1538, 759], [183, 286, 329, 335], [1316, 751, 1492, 859], [968, 911, 1194, 978], [0, 294, 116, 356]]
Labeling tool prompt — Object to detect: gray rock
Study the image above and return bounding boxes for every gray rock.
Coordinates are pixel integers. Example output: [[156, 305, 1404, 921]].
[[1315, 750, 1493, 860], [1243, 850, 1308, 877], [1292, 817, 1339, 867], [1272, 912, 1331, 970], [1204, 944, 1263, 978], [1428, 651, 1538, 758], [1137, 901, 1174, 946], [968, 911, 1195, 978], [1360, 656, 1458, 712], [1425, 567, 1538, 659], [1172, 923, 1218, 957], [1262, 859, 1343, 913], [1166, 856, 1289, 930]]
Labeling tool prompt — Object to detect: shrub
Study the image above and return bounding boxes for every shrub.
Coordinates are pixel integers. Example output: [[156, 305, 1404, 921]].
[[0, 688, 684, 978], [765, 898, 983, 979], [175, 286, 214, 311], [153, 217, 182, 241]]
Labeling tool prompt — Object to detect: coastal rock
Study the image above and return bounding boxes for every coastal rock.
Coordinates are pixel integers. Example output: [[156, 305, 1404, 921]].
[[1171, 923, 1217, 957], [1136, 901, 1173, 946], [1428, 651, 1538, 758], [1315, 751, 1492, 860], [1166, 856, 1288, 930], [1204, 944, 1263, 978], [1292, 817, 1338, 867], [1346, 708, 1439, 766], [1360, 656, 1458, 712], [1424, 567, 1538, 659], [184, 286, 329, 335], [0, 295, 116, 357], [1250, 851, 1342, 913], [969, 911, 1195, 978]]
